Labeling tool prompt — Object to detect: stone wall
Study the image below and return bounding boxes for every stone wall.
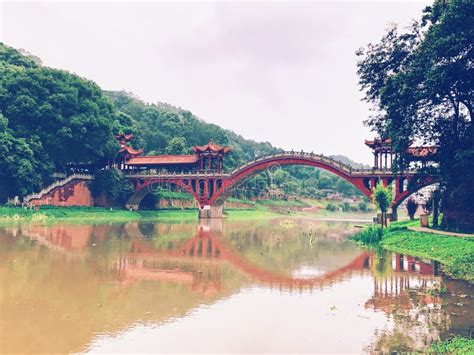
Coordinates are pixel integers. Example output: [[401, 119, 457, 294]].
[[30, 180, 93, 207]]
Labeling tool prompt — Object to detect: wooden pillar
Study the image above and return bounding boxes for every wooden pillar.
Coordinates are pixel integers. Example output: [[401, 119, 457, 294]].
[[204, 180, 209, 200], [374, 153, 378, 168]]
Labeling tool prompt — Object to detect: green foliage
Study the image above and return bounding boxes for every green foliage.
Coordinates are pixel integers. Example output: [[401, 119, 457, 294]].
[[372, 182, 393, 213], [91, 168, 133, 206], [353, 220, 474, 283], [406, 198, 418, 220], [427, 337, 474, 354], [358, 201, 369, 212], [352, 225, 384, 244], [0, 43, 370, 205], [356, 0, 474, 229], [381, 229, 474, 282], [372, 182, 392, 226], [341, 202, 351, 212], [326, 202, 337, 212], [0, 43, 117, 198], [166, 137, 188, 155]]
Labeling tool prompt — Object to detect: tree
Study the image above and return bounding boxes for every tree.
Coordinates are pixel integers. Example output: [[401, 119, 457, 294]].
[[165, 137, 188, 155], [91, 168, 133, 206], [356, 0, 474, 230], [358, 201, 369, 213], [0, 43, 117, 198], [406, 198, 418, 220], [372, 182, 393, 227]]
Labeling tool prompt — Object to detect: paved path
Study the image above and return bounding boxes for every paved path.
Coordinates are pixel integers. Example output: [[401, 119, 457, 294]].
[[408, 226, 474, 238]]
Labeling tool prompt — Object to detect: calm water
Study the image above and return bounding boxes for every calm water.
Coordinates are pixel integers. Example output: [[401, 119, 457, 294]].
[[0, 218, 472, 353]]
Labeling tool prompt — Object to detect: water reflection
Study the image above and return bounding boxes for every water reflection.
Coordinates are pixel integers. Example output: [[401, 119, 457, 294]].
[[0, 219, 472, 353]]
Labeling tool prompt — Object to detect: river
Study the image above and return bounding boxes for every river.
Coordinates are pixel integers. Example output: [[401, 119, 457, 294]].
[[0, 218, 472, 353]]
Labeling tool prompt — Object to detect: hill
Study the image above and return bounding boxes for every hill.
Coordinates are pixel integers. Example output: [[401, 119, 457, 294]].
[[0, 43, 368, 203]]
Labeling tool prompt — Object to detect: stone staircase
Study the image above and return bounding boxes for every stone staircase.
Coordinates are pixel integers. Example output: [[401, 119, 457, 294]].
[[23, 174, 94, 206]]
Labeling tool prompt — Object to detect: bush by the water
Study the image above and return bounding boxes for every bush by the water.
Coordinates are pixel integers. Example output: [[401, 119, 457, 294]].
[[427, 337, 474, 354], [352, 225, 384, 244]]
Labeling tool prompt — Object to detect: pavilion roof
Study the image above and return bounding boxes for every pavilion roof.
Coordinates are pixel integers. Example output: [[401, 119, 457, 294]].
[[126, 155, 199, 165], [115, 133, 135, 142], [192, 142, 232, 154], [364, 138, 392, 148], [119, 144, 144, 156]]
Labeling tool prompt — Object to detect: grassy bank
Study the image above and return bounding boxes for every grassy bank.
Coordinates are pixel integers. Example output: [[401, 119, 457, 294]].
[[0, 205, 282, 224], [352, 220, 474, 283], [427, 337, 474, 353]]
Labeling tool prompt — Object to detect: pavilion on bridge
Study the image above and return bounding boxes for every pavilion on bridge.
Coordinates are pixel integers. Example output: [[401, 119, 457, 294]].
[[114, 134, 232, 173], [365, 137, 438, 170]]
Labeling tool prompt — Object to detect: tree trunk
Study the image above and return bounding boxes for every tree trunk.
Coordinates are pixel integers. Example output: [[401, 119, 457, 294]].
[[433, 191, 439, 227]]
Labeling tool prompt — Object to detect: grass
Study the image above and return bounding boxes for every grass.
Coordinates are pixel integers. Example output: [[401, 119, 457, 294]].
[[0, 205, 282, 224], [156, 190, 194, 200], [351, 219, 474, 283], [351, 224, 384, 244], [256, 199, 310, 208], [427, 337, 474, 354]]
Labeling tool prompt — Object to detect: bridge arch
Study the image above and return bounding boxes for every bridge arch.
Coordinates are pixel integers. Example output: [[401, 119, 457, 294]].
[[124, 151, 433, 218], [209, 152, 373, 206]]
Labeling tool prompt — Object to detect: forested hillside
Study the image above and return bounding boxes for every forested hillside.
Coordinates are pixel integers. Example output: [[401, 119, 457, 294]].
[[106, 91, 368, 200], [0, 43, 367, 203]]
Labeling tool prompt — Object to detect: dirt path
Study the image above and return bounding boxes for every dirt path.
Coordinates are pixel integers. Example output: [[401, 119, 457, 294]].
[[408, 226, 474, 238]]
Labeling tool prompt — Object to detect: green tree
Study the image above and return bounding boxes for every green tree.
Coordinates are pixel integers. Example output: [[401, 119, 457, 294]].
[[358, 201, 369, 213], [406, 198, 418, 220], [165, 137, 188, 155], [356, 0, 474, 229], [91, 168, 133, 206], [0, 43, 117, 198], [372, 182, 393, 227]]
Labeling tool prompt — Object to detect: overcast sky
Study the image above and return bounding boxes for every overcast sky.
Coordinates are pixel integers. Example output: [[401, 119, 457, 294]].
[[0, 0, 430, 164]]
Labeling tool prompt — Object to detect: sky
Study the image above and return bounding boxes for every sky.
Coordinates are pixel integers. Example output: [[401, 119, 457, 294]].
[[0, 0, 430, 164]]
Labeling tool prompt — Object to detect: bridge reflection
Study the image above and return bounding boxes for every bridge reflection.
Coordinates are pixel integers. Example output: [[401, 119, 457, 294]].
[[8, 221, 443, 295], [1, 221, 470, 354]]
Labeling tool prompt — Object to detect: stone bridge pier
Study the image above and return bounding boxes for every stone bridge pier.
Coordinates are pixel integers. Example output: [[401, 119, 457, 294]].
[[198, 204, 224, 219]]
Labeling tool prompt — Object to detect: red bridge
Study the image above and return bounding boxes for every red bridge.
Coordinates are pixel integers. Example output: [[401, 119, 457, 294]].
[[116, 135, 436, 218], [24, 135, 437, 218]]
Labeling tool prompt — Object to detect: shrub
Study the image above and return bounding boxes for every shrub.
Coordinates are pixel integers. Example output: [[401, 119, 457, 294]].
[[372, 182, 392, 227], [341, 202, 351, 212], [91, 168, 134, 206], [351, 224, 384, 244], [326, 203, 336, 212], [406, 198, 418, 220], [358, 201, 368, 212]]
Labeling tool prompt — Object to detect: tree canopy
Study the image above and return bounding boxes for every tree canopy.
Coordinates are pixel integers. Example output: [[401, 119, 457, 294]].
[[1, 43, 368, 203], [0, 43, 117, 198], [356, 0, 473, 229]]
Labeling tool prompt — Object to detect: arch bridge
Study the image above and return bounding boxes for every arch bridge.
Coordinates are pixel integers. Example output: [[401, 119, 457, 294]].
[[124, 150, 435, 219]]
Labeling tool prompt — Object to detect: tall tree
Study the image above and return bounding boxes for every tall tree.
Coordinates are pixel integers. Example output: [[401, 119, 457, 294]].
[[356, 0, 474, 229], [0, 43, 117, 198]]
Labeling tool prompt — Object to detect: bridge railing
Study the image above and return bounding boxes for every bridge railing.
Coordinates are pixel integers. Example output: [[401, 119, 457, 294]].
[[124, 171, 231, 179], [23, 174, 95, 205], [123, 150, 419, 179], [229, 151, 356, 175]]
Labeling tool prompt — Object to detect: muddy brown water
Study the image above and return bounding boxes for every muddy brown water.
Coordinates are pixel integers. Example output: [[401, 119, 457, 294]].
[[0, 218, 472, 353]]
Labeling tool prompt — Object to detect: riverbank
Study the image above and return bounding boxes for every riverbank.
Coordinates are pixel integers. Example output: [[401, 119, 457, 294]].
[[0, 205, 284, 224], [352, 220, 474, 283]]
